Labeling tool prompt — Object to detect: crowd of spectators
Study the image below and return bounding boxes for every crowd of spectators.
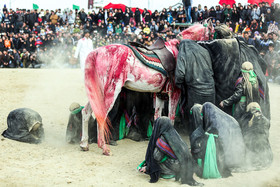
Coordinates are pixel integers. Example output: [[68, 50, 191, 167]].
[[0, 2, 279, 78]]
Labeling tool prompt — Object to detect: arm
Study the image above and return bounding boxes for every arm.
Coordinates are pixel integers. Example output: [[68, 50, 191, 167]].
[[221, 82, 244, 107]]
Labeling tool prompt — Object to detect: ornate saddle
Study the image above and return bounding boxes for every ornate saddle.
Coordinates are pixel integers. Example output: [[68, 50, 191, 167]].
[[129, 37, 176, 75], [129, 37, 176, 89]]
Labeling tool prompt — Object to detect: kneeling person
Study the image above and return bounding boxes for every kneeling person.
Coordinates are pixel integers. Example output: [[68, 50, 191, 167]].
[[2, 108, 44, 144], [138, 117, 202, 186], [66, 102, 97, 144]]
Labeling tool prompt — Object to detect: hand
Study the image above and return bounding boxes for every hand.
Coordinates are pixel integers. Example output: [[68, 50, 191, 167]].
[[139, 166, 146, 173], [219, 101, 224, 108]]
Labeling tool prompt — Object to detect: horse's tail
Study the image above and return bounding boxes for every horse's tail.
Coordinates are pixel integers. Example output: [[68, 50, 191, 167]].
[[84, 50, 111, 143]]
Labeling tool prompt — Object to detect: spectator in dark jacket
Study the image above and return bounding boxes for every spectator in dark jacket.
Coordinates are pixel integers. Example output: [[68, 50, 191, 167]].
[[215, 5, 223, 22], [28, 9, 37, 30], [239, 6, 246, 22], [1, 50, 10, 68], [209, 7, 216, 19], [79, 9, 87, 24], [135, 8, 141, 25], [231, 7, 240, 23]]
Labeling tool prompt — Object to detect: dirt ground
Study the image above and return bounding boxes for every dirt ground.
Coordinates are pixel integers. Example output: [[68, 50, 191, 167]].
[[0, 69, 279, 187]]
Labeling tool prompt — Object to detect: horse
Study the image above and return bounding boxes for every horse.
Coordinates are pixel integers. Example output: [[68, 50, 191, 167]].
[[81, 22, 215, 155]]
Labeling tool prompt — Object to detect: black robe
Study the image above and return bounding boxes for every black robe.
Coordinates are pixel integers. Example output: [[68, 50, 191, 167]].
[[239, 107, 273, 169], [2, 108, 44, 144], [197, 38, 270, 119], [202, 102, 246, 169], [145, 117, 197, 184]]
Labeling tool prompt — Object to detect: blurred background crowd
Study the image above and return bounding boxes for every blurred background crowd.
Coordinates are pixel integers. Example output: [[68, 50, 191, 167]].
[[0, 1, 279, 80]]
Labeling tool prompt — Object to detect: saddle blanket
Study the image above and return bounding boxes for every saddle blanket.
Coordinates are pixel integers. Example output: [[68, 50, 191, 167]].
[[124, 44, 167, 76]]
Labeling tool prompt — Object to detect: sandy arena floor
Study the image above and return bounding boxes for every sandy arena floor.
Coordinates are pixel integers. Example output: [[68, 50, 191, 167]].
[[0, 69, 279, 187]]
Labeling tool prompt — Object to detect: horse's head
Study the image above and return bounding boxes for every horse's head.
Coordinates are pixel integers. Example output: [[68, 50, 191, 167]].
[[165, 20, 215, 59], [178, 19, 215, 41]]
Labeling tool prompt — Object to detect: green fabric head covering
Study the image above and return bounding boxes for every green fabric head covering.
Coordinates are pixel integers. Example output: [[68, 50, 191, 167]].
[[241, 69, 257, 85], [71, 106, 84, 114]]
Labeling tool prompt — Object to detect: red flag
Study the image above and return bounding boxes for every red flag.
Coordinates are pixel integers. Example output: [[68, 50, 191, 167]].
[[103, 3, 126, 12], [219, 0, 236, 7], [248, 0, 274, 6]]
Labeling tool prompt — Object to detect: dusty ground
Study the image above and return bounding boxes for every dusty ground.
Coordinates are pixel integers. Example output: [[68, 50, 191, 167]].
[[0, 69, 279, 187]]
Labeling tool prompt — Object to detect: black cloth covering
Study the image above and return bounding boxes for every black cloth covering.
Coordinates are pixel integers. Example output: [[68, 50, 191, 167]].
[[202, 102, 246, 169], [189, 104, 231, 177], [2, 108, 44, 144], [239, 106, 273, 169], [145, 117, 197, 184], [175, 39, 216, 113], [196, 38, 270, 119], [189, 104, 203, 133]]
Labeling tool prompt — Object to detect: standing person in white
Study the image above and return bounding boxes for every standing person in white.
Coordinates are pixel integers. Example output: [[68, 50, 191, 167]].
[[74, 30, 93, 71]]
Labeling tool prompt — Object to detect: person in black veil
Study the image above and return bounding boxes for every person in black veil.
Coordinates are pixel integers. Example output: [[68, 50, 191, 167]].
[[239, 102, 273, 169], [189, 103, 245, 178], [138, 117, 202, 186], [2, 108, 44, 144]]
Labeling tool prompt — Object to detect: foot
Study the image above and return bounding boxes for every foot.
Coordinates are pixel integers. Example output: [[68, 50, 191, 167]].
[[186, 180, 204, 186]]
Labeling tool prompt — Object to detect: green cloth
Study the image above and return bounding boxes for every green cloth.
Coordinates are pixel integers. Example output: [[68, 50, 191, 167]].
[[241, 69, 257, 85], [137, 160, 146, 170], [115, 26, 122, 34], [202, 132, 221, 179], [33, 4, 39, 10], [198, 159, 202, 168], [161, 174, 175, 179], [213, 32, 217, 39], [119, 114, 129, 140], [71, 106, 84, 115], [73, 4, 80, 10], [147, 121, 153, 138], [175, 104, 180, 117], [160, 155, 169, 163], [240, 96, 246, 102]]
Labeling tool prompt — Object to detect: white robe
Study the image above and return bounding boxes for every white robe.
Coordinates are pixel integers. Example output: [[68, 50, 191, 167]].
[[74, 37, 93, 71]]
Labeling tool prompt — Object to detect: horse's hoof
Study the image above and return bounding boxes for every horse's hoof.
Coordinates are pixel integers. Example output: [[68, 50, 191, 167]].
[[103, 150, 112, 156], [80, 142, 89, 151], [80, 146, 89, 151]]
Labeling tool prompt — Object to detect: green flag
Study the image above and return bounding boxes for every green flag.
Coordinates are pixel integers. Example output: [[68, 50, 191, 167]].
[[73, 4, 80, 10], [33, 3, 39, 10]]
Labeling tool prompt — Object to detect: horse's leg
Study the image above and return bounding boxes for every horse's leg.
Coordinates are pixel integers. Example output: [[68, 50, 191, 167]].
[[98, 84, 123, 156], [80, 102, 92, 151], [154, 95, 165, 120], [168, 87, 181, 124]]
